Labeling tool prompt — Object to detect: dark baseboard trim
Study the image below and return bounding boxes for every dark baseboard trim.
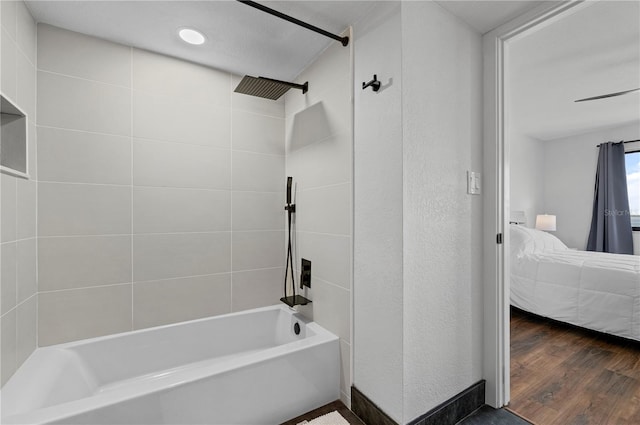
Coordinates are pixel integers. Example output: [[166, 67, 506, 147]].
[[407, 380, 486, 425], [351, 386, 399, 425]]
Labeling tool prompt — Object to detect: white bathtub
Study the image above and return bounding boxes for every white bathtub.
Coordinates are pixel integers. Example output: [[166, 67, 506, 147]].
[[1, 305, 340, 424]]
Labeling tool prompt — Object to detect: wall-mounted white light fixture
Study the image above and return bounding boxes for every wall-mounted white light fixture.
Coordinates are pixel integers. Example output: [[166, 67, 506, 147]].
[[178, 28, 206, 45], [535, 214, 556, 232]]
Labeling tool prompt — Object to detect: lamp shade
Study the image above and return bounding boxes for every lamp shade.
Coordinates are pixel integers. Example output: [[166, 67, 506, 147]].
[[535, 214, 556, 231]]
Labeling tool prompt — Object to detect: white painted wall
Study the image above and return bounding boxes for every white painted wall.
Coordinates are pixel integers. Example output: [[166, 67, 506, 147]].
[[543, 122, 640, 252], [401, 2, 483, 421], [353, 2, 483, 423], [510, 134, 545, 228], [353, 2, 404, 422]]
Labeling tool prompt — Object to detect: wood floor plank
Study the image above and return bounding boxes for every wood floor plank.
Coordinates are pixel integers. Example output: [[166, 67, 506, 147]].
[[509, 307, 640, 425], [614, 384, 640, 425]]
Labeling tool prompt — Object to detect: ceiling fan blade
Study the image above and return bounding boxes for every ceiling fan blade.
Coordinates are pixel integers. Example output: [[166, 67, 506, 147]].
[[574, 88, 640, 102]]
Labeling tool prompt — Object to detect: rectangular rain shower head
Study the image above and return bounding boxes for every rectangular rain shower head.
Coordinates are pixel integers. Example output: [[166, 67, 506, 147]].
[[234, 75, 308, 100]]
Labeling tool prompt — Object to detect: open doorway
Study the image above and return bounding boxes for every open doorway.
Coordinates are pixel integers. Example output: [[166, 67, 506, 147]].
[[505, 1, 640, 423], [483, 0, 640, 419]]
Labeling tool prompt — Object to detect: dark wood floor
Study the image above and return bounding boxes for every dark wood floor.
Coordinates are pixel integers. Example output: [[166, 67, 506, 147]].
[[509, 307, 640, 425]]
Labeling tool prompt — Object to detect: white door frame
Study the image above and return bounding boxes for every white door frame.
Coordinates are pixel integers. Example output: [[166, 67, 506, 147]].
[[482, 0, 593, 408]]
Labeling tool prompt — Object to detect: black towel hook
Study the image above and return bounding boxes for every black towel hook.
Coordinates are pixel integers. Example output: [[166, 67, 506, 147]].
[[362, 75, 381, 92]]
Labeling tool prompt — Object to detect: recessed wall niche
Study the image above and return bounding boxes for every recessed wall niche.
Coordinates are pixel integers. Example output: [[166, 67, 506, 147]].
[[1, 94, 28, 178]]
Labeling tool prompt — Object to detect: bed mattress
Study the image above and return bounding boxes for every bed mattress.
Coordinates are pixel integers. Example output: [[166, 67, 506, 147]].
[[510, 225, 640, 341]]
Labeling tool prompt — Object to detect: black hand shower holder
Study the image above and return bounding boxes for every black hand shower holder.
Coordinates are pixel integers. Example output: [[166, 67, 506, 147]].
[[280, 177, 311, 308]]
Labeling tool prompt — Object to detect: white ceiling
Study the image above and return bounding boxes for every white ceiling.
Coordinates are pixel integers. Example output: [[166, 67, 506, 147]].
[[25, 0, 541, 83], [510, 0, 640, 141], [435, 0, 548, 34], [25, 0, 635, 141], [25, 0, 372, 82]]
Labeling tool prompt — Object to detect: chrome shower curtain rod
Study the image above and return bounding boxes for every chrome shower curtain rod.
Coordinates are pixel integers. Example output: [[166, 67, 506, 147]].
[[237, 0, 349, 46]]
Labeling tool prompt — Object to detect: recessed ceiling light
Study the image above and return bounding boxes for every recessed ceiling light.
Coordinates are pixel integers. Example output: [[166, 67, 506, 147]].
[[178, 28, 206, 45]]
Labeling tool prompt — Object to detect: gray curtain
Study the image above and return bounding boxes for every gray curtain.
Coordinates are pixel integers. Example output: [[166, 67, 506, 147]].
[[586, 141, 634, 254]]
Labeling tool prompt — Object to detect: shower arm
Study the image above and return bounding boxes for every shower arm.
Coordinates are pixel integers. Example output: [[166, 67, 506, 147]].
[[237, 0, 349, 47], [261, 77, 308, 95]]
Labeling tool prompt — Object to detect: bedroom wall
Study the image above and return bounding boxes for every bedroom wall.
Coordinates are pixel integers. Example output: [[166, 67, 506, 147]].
[[543, 122, 640, 253], [510, 133, 545, 227]]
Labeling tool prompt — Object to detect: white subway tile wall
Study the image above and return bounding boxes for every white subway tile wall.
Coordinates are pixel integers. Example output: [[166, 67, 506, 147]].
[[37, 127, 132, 185], [37, 72, 132, 135], [0, 0, 37, 386], [38, 236, 132, 291], [230, 267, 284, 312], [1, 242, 18, 315], [35, 24, 285, 347], [16, 238, 37, 302], [38, 284, 133, 346], [16, 178, 36, 239], [284, 28, 353, 406], [1, 174, 17, 243], [2, 16, 352, 396], [132, 274, 232, 329], [132, 91, 231, 147]]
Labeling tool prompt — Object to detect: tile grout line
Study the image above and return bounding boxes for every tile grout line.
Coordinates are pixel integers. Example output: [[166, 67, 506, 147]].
[[6, 7, 19, 373], [38, 66, 287, 121], [1, 292, 38, 321], [34, 17, 39, 352], [130, 46, 134, 331], [37, 266, 285, 295], [40, 282, 133, 295], [229, 72, 234, 314], [36, 180, 284, 194], [36, 69, 132, 90], [37, 230, 284, 238], [38, 122, 287, 157], [36, 123, 129, 140], [15, 146, 20, 367]]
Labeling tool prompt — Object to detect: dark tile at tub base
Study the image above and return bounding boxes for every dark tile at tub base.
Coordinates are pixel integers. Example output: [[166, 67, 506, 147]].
[[408, 380, 485, 425], [457, 406, 532, 425], [351, 386, 398, 425]]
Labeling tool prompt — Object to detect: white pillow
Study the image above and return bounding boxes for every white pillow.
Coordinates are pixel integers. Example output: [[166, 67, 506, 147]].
[[509, 224, 535, 256], [530, 227, 568, 252], [509, 224, 568, 255]]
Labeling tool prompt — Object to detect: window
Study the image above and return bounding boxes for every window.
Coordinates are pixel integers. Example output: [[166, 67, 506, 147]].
[[626, 151, 640, 230]]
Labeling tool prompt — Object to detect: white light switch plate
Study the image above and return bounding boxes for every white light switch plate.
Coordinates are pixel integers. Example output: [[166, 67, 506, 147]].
[[467, 171, 481, 195]]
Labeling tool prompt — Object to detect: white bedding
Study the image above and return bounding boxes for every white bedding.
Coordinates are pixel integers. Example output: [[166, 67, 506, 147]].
[[510, 225, 640, 341]]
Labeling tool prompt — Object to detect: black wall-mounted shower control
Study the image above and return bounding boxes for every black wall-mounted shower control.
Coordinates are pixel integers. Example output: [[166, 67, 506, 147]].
[[300, 258, 311, 289]]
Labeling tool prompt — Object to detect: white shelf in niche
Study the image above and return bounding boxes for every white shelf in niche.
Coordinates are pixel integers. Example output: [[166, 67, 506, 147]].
[[1, 94, 29, 179]]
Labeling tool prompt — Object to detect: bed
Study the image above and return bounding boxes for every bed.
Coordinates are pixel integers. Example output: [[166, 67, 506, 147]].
[[510, 224, 640, 341]]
